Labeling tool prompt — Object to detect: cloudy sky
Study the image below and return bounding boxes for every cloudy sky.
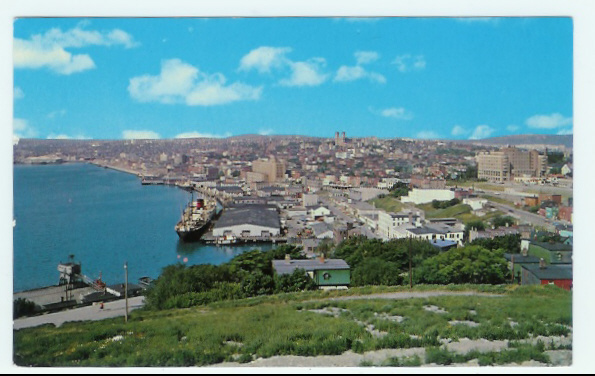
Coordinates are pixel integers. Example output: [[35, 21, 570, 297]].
[[13, 17, 573, 141]]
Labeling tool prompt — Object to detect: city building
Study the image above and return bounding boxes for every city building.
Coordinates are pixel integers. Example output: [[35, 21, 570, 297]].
[[251, 156, 286, 183], [521, 261, 572, 291], [476, 147, 547, 183], [400, 188, 455, 205]]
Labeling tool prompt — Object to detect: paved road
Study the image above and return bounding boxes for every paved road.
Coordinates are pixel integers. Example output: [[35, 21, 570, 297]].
[[14, 296, 145, 330], [488, 201, 555, 231]]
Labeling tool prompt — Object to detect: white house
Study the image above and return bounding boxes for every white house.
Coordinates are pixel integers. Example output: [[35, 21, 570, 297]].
[[307, 205, 332, 220]]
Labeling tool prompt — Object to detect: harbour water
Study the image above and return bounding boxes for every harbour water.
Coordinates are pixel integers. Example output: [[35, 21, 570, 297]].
[[13, 163, 275, 292]]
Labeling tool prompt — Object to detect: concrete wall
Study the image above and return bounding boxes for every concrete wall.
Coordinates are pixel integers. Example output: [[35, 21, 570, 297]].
[[213, 224, 280, 237]]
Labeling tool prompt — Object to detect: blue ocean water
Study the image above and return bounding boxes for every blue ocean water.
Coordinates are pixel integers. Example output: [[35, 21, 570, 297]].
[[13, 163, 274, 292]]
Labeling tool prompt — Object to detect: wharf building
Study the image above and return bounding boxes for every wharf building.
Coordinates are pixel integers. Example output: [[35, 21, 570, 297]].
[[212, 204, 281, 238], [476, 147, 547, 183]]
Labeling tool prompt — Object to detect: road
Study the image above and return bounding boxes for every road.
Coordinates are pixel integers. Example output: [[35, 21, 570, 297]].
[[487, 201, 555, 231], [14, 296, 145, 330]]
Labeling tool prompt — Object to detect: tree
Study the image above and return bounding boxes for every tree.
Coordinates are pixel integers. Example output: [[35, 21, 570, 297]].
[[351, 258, 403, 286], [470, 234, 521, 254], [491, 215, 516, 228], [13, 298, 40, 319], [274, 269, 317, 293], [414, 245, 510, 285]]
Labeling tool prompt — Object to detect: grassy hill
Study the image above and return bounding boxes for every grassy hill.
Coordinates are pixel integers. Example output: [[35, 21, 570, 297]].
[[368, 196, 404, 213], [14, 285, 572, 367]]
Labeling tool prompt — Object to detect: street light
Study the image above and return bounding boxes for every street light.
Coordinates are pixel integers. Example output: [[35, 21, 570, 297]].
[[124, 262, 128, 323]]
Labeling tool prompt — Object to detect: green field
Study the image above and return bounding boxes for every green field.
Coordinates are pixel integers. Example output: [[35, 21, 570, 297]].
[[368, 196, 404, 213], [415, 203, 505, 225], [14, 285, 572, 367], [446, 181, 507, 192]]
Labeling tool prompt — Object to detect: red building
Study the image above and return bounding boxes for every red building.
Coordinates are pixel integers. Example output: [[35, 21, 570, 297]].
[[521, 262, 572, 291]]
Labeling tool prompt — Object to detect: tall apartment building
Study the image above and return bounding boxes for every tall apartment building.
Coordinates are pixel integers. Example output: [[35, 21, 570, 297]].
[[476, 147, 547, 183], [251, 156, 286, 183]]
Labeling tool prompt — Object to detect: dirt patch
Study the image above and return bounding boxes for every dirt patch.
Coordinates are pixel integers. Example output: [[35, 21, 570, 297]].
[[424, 305, 448, 314], [449, 320, 479, 327], [374, 312, 405, 323]]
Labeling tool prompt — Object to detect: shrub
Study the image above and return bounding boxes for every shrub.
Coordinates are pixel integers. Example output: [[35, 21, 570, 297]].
[[13, 298, 40, 319]]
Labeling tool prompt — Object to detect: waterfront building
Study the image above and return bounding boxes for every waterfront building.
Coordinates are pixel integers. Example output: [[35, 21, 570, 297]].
[[212, 204, 281, 238]]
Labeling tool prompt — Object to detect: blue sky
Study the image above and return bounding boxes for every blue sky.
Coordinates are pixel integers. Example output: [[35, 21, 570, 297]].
[[13, 17, 573, 141]]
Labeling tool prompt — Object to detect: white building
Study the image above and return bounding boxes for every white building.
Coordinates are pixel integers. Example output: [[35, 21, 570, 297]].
[[212, 205, 281, 238], [463, 197, 487, 211], [400, 188, 455, 205], [302, 193, 319, 207], [378, 211, 423, 239]]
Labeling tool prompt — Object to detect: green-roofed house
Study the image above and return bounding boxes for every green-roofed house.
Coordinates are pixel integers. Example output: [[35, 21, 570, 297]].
[[528, 240, 572, 265], [272, 255, 350, 290]]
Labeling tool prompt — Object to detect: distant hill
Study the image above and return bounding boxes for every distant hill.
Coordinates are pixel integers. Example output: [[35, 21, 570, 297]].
[[457, 134, 573, 149]]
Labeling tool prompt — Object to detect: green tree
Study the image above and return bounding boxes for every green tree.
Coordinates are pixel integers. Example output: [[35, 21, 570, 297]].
[[13, 298, 40, 319], [470, 234, 521, 254], [274, 268, 318, 293], [414, 245, 510, 285], [351, 258, 403, 286], [492, 215, 516, 228]]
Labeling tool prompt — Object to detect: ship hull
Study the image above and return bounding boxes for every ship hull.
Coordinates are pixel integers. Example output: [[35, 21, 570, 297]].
[[176, 220, 211, 242]]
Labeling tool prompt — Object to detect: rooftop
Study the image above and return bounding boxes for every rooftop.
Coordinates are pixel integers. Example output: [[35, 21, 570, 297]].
[[272, 259, 350, 275], [522, 264, 573, 280], [213, 205, 280, 229], [504, 253, 541, 264], [531, 241, 573, 253]]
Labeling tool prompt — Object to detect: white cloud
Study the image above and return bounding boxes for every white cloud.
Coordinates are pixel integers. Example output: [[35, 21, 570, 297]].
[[378, 107, 414, 120], [240, 46, 328, 87], [13, 118, 38, 140], [258, 128, 274, 136], [334, 51, 385, 84], [355, 51, 379, 65], [122, 130, 160, 140], [129, 59, 262, 106], [279, 59, 328, 87], [451, 125, 467, 136], [469, 125, 494, 140], [416, 131, 439, 139], [507, 124, 520, 132], [175, 131, 230, 139], [526, 113, 573, 129], [14, 87, 24, 99], [392, 54, 426, 73], [47, 109, 67, 119], [14, 25, 137, 75], [557, 128, 573, 135], [46, 133, 88, 140], [239, 46, 292, 73]]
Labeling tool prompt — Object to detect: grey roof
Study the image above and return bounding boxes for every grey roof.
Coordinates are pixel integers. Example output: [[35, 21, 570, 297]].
[[504, 253, 541, 264], [408, 225, 449, 235], [522, 264, 573, 280], [272, 259, 350, 275], [310, 222, 333, 236], [213, 205, 280, 230], [531, 241, 573, 253]]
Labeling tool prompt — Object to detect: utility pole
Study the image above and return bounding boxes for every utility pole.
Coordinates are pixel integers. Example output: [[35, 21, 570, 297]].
[[124, 262, 128, 323], [409, 236, 413, 289]]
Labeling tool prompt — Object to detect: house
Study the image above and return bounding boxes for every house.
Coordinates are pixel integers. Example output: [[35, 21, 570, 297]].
[[301, 238, 322, 257], [504, 250, 541, 279], [521, 261, 572, 291], [463, 197, 487, 211], [307, 205, 332, 220], [309, 222, 334, 239], [272, 256, 350, 289], [529, 241, 573, 264]]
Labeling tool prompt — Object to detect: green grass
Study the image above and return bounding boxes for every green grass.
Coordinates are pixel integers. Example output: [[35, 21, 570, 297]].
[[416, 203, 473, 219], [447, 181, 507, 192], [482, 195, 516, 206], [368, 196, 404, 213], [14, 285, 571, 367]]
